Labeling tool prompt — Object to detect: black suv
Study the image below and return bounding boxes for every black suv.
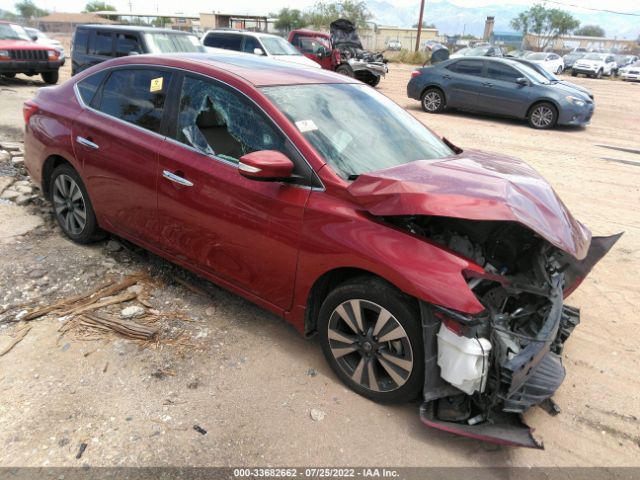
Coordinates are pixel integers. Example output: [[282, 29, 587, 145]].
[[71, 25, 204, 75]]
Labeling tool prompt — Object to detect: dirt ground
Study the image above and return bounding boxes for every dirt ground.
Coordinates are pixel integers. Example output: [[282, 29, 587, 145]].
[[0, 58, 639, 468]]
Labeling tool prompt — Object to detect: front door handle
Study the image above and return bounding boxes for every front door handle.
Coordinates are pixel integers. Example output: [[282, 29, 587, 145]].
[[442, 74, 451, 80], [162, 170, 193, 187], [482, 82, 494, 87], [76, 136, 99, 150]]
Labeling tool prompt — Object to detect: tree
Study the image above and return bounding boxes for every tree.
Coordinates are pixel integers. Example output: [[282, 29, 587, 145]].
[[270, 8, 307, 33], [510, 3, 579, 50], [574, 25, 605, 37], [84, 1, 116, 12], [305, 0, 372, 29], [413, 21, 436, 29], [15, 0, 48, 18], [0, 9, 18, 20]]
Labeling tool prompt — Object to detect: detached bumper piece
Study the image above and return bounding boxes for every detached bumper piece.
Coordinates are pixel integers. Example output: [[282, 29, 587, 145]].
[[419, 402, 543, 449]]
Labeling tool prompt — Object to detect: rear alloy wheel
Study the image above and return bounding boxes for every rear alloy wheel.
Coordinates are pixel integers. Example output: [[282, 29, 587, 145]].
[[318, 278, 424, 403], [421, 88, 445, 113], [50, 164, 102, 243], [41, 70, 59, 85], [528, 102, 557, 129]]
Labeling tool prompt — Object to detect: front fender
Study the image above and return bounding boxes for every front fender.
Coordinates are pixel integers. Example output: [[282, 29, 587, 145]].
[[288, 192, 484, 332]]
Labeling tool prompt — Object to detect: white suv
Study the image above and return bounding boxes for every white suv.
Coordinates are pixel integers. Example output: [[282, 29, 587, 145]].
[[572, 53, 617, 78], [201, 30, 320, 69]]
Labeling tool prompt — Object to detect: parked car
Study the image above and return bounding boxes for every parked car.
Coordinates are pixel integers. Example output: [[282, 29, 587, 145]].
[[24, 26, 65, 66], [562, 51, 585, 70], [511, 57, 593, 100], [619, 61, 640, 81], [407, 57, 594, 129], [289, 20, 388, 87], [505, 49, 530, 58], [450, 45, 504, 58], [201, 29, 320, 69], [571, 53, 617, 78], [23, 52, 618, 448], [525, 52, 564, 74], [0, 21, 61, 84], [386, 39, 402, 51], [71, 25, 205, 75], [614, 54, 639, 76]]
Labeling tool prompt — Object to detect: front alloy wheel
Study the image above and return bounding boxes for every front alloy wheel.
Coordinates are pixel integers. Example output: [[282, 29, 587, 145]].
[[318, 277, 424, 403], [528, 103, 557, 129]]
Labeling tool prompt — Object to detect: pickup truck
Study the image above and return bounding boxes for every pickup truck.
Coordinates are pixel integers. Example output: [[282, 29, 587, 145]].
[[0, 21, 61, 84]]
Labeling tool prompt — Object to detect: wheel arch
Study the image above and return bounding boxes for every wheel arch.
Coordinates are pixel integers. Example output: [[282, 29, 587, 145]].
[[41, 154, 74, 200], [526, 98, 560, 120], [303, 267, 418, 336]]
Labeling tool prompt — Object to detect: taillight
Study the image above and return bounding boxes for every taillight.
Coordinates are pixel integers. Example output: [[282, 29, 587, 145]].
[[411, 70, 422, 78], [23, 101, 38, 126]]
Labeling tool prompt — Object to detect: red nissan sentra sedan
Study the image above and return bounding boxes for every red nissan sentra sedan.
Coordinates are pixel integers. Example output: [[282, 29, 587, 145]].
[[23, 53, 619, 448]]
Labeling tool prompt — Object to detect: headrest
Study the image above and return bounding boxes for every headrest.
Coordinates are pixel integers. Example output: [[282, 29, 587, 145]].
[[196, 97, 226, 128]]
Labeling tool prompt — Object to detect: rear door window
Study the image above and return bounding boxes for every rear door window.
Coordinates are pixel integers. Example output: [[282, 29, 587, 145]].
[[77, 70, 108, 105], [203, 33, 242, 51], [447, 60, 484, 76], [91, 31, 113, 56], [95, 68, 172, 133], [115, 33, 141, 57]]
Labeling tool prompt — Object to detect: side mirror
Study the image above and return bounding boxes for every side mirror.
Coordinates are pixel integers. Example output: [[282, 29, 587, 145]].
[[238, 150, 294, 181], [253, 47, 265, 56], [516, 77, 529, 86], [30, 34, 38, 41]]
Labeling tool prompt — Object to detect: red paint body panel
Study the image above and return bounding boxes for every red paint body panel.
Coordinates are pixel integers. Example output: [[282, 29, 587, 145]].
[[348, 150, 592, 259]]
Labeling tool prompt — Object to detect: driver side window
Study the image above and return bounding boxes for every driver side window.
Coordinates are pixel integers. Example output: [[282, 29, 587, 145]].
[[175, 75, 286, 164]]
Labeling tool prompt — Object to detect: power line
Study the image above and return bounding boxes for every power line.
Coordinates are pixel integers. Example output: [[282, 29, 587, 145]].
[[543, 0, 640, 17]]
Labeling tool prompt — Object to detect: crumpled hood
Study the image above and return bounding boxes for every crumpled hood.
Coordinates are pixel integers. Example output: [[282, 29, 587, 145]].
[[330, 18, 364, 50], [347, 150, 592, 259]]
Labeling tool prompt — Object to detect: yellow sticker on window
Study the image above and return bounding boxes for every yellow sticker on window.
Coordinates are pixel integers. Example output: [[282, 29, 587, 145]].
[[150, 77, 163, 92]]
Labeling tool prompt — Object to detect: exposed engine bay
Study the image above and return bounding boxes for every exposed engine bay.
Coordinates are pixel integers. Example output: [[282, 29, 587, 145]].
[[329, 19, 388, 81], [385, 215, 620, 448]]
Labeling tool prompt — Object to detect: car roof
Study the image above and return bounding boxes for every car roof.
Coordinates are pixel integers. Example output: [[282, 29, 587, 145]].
[[77, 24, 192, 34], [205, 30, 283, 39], [107, 53, 357, 87]]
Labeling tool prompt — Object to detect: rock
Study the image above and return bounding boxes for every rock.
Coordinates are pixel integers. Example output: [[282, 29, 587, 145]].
[[14, 185, 32, 194], [205, 306, 216, 316], [0, 150, 11, 163], [105, 240, 122, 252], [0, 176, 13, 194], [310, 408, 326, 422], [15, 194, 32, 206], [120, 305, 145, 319], [0, 142, 22, 152], [127, 284, 144, 295], [13, 180, 30, 187], [28, 268, 47, 279], [307, 368, 318, 377], [0, 189, 19, 200], [11, 156, 24, 166]]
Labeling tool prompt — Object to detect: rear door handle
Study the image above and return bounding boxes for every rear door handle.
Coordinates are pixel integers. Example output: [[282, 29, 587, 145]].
[[442, 74, 451, 80], [76, 136, 99, 150], [162, 170, 193, 187]]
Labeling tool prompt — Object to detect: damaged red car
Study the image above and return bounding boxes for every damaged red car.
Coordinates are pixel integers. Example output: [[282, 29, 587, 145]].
[[23, 53, 619, 448]]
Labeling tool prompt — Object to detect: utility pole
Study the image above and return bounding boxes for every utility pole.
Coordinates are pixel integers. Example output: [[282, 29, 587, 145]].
[[415, 0, 425, 52]]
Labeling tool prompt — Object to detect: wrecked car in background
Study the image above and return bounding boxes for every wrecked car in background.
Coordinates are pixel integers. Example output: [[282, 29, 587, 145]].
[[23, 53, 619, 449], [288, 19, 387, 87]]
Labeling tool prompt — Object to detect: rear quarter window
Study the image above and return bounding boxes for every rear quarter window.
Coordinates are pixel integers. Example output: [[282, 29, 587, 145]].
[[447, 60, 483, 76], [203, 33, 242, 51]]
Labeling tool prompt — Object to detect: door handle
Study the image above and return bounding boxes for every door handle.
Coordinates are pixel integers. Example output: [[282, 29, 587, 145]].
[[442, 74, 451, 80], [162, 170, 193, 187], [482, 82, 494, 87], [76, 136, 99, 150]]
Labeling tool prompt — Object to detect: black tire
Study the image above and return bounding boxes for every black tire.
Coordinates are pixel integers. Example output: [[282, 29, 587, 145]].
[[571, 70, 577, 77], [556, 66, 563, 74], [3, 73, 16, 78], [420, 87, 445, 113], [318, 276, 424, 404], [366, 75, 381, 87], [41, 70, 59, 85], [596, 69, 602, 79], [335, 64, 354, 77], [528, 101, 558, 130], [50, 164, 103, 244]]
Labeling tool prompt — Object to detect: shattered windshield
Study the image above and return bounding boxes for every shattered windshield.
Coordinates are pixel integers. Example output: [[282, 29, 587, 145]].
[[261, 36, 300, 56], [0, 23, 31, 42], [263, 83, 454, 180]]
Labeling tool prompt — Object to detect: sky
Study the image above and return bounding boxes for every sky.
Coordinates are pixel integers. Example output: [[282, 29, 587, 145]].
[[1, 0, 639, 17]]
